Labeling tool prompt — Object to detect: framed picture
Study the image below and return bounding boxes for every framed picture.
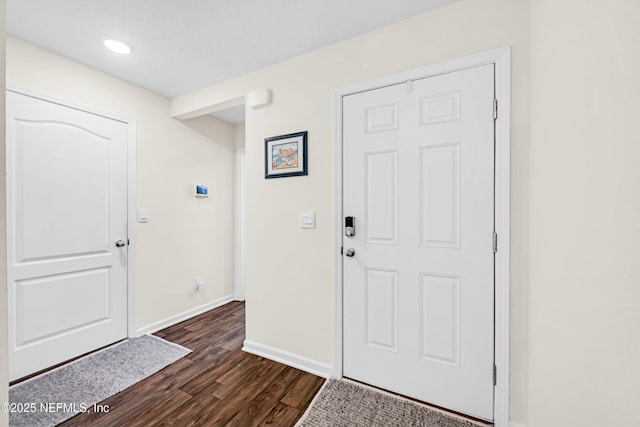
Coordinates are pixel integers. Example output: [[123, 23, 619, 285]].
[[265, 131, 308, 179]]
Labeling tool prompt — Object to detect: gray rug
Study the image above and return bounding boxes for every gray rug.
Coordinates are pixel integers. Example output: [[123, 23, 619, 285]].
[[296, 379, 483, 427], [9, 334, 191, 427]]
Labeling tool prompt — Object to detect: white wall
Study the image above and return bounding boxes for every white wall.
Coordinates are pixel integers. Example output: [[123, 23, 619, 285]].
[[5, 37, 236, 331], [173, 0, 530, 423], [528, 1, 640, 426]]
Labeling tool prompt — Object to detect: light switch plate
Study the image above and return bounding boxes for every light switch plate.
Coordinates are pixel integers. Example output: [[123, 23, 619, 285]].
[[138, 208, 149, 223], [300, 211, 315, 229]]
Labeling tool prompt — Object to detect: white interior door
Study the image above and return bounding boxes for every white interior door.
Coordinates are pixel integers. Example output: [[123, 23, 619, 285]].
[[343, 64, 495, 420], [7, 91, 129, 381]]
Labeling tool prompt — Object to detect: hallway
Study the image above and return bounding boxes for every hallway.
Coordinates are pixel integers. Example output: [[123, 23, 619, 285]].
[[59, 302, 325, 426]]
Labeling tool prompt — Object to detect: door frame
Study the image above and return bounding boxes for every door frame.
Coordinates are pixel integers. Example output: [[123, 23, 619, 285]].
[[6, 86, 138, 339], [234, 147, 246, 301], [333, 47, 511, 426]]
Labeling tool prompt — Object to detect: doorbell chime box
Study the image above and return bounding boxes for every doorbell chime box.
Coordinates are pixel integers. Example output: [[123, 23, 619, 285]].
[[195, 184, 209, 198]]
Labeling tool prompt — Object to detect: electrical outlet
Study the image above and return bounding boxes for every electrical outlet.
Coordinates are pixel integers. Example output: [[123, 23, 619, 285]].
[[195, 276, 204, 291]]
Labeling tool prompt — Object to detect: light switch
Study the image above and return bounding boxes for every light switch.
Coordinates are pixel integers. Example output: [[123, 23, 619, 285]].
[[300, 211, 315, 229], [138, 208, 149, 223]]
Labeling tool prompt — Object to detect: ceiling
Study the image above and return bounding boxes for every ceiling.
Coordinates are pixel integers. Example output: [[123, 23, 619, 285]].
[[7, 0, 459, 123]]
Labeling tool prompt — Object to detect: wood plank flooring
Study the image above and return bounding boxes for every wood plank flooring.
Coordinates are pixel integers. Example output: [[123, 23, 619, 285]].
[[59, 301, 325, 427]]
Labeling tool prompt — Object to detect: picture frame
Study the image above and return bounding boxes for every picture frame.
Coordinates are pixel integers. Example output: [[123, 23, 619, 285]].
[[265, 131, 308, 179]]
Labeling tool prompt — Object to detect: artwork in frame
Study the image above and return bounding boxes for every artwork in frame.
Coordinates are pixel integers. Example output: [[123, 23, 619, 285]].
[[264, 131, 308, 179]]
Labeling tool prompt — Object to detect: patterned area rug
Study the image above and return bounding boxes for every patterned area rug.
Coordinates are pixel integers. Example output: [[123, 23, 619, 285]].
[[296, 379, 486, 427], [9, 335, 191, 427]]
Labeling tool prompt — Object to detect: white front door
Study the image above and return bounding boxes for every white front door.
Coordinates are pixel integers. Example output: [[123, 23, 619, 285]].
[[7, 91, 129, 381], [343, 64, 495, 420]]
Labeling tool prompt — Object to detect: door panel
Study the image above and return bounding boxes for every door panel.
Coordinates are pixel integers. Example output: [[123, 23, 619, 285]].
[[419, 273, 460, 366], [365, 268, 398, 352], [7, 91, 128, 381], [365, 150, 398, 244], [15, 121, 111, 261], [419, 142, 460, 248], [16, 268, 111, 346], [343, 65, 495, 420]]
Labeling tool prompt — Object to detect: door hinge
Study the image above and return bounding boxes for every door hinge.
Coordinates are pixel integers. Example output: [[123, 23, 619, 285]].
[[340, 246, 343, 255], [493, 233, 498, 253], [127, 238, 130, 246], [493, 99, 498, 120], [493, 364, 497, 386]]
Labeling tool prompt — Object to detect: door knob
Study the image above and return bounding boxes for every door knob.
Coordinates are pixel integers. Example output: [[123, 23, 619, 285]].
[[115, 240, 127, 247], [344, 248, 355, 257]]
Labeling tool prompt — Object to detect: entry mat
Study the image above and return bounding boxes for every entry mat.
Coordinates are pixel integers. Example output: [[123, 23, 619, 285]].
[[8, 335, 191, 427], [296, 378, 490, 427]]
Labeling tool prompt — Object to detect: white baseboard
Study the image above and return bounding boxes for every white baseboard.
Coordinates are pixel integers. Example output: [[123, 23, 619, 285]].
[[135, 294, 235, 336], [243, 340, 333, 378]]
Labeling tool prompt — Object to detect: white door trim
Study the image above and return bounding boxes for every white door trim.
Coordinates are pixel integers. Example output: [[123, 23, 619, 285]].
[[333, 47, 511, 426], [234, 147, 246, 301], [7, 85, 138, 339]]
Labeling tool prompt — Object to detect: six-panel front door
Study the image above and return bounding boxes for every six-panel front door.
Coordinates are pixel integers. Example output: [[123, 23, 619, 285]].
[[7, 91, 129, 381], [342, 64, 495, 420]]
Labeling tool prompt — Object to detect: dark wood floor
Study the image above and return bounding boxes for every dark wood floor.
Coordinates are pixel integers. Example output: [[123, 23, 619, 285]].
[[60, 301, 325, 427]]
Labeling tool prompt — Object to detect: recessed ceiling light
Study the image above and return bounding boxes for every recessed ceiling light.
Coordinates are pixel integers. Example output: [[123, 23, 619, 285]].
[[104, 39, 131, 55]]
